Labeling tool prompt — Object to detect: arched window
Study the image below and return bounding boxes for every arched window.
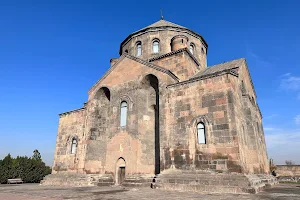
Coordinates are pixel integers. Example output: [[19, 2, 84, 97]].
[[153, 40, 159, 53], [201, 47, 205, 54], [197, 123, 206, 144], [189, 44, 194, 55], [120, 101, 128, 127], [136, 42, 142, 56], [71, 138, 77, 154]]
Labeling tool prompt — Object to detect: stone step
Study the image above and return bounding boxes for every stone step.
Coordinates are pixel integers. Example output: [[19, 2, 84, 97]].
[[155, 178, 249, 187], [155, 183, 251, 193], [157, 173, 248, 180], [122, 174, 154, 188], [152, 170, 278, 194]]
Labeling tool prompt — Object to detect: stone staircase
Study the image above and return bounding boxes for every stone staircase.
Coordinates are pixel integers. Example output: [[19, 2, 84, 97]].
[[152, 169, 278, 194], [122, 174, 154, 187]]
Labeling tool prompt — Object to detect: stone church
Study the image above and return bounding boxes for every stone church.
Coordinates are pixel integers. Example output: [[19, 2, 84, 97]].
[[43, 18, 276, 191]]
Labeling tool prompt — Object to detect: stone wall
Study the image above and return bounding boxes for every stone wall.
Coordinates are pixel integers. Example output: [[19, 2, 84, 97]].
[[52, 57, 269, 176], [121, 29, 207, 68], [163, 74, 242, 172], [276, 165, 300, 177], [231, 63, 269, 173], [83, 57, 177, 177], [52, 108, 86, 173], [150, 49, 201, 81]]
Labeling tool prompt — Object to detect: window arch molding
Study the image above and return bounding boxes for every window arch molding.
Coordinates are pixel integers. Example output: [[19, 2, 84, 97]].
[[119, 95, 133, 111], [190, 115, 210, 144], [189, 43, 195, 55], [152, 39, 160, 53]]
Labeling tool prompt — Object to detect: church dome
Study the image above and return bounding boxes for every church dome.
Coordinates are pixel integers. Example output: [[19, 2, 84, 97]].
[[119, 19, 208, 67]]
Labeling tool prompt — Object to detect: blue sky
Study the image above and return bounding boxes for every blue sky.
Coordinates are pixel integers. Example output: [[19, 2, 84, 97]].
[[0, 0, 299, 166]]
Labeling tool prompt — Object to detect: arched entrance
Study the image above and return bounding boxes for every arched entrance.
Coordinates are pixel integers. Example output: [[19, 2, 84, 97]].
[[116, 157, 126, 185]]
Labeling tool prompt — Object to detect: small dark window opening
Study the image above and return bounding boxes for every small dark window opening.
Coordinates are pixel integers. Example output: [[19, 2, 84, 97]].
[[181, 39, 183, 43], [125, 49, 128, 53], [201, 47, 205, 54]]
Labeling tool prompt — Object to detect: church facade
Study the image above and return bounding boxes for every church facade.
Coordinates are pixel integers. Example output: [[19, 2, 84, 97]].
[[51, 19, 269, 185]]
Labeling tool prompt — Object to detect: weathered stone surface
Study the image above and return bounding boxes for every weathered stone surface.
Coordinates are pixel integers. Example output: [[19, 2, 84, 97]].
[[43, 18, 270, 192]]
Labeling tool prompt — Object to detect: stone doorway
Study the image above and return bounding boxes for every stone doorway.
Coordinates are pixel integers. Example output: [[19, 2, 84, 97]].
[[118, 167, 125, 184], [116, 157, 126, 185]]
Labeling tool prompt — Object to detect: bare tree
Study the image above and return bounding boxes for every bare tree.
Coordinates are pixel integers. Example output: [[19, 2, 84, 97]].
[[285, 160, 295, 165]]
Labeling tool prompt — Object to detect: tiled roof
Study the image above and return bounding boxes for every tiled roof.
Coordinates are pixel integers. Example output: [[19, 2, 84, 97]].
[[193, 58, 245, 78]]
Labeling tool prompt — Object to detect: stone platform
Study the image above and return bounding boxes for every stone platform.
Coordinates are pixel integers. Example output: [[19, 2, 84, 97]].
[[41, 173, 114, 187], [41, 170, 278, 194], [153, 169, 278, 194]]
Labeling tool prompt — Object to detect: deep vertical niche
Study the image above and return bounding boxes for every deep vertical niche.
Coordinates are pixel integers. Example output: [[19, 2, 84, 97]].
[[143, 74, 160, 175]]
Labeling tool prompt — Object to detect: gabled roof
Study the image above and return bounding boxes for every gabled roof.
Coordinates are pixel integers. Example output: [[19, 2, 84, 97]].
[[192, 58, 245, 79], [148, 47, 200, 68], [167, 58, 257, 98], [88, 53, 179, 95]]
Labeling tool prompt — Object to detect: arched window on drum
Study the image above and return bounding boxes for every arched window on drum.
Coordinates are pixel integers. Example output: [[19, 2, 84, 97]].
[[152, 40, 160, 53]]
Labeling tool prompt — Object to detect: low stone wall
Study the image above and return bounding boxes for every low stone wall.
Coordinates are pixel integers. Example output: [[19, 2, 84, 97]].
[[276, 165, 300, 177]]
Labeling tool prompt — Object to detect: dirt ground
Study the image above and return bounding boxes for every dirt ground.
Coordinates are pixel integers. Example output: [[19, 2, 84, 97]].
[[0, 183, 300, 200]]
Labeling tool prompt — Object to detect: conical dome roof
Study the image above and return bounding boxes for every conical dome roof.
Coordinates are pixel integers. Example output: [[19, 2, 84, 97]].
[[142, 19, 186, 30], [131, 19, 187, 35], [119, 19, 207, 55]]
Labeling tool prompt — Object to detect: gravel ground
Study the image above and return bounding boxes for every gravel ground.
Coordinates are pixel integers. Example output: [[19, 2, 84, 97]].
[[0, 183, 299, 200]]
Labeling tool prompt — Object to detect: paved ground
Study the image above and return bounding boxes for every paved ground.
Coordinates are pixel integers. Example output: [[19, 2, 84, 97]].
[[0, 183, 300, 200]]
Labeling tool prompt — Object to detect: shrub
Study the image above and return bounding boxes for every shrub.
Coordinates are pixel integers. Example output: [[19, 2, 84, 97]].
[[0, 151, 52, 184]]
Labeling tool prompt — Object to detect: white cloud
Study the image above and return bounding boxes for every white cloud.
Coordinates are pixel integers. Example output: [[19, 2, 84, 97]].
[[280, 73, 300, 91], [295, 115, 300, 125]]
